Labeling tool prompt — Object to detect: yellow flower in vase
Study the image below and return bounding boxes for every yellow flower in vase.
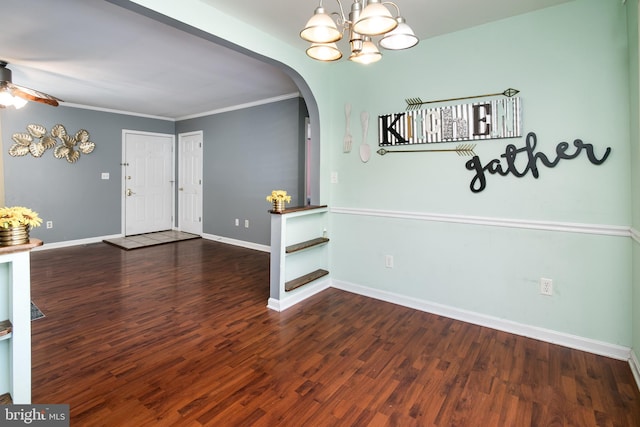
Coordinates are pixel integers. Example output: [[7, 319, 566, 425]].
[[266, 190, 291, 212], [0, 206, 43, 229], [0, 206, 42, 246]]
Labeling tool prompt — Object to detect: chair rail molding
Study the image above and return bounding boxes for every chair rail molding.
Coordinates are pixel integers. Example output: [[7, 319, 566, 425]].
[[331, 207, 631, 238]]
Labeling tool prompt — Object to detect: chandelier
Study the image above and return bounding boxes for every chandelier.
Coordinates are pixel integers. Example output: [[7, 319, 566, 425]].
[[300, 0, 419, 64]]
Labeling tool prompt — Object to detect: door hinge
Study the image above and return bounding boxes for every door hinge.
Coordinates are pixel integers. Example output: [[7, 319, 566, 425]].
[[199, 217, 202, 222], [199, 179, 202, 185]]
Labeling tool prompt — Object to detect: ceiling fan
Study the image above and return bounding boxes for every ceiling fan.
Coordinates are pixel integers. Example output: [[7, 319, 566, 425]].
[[0, 61, 62, 108]]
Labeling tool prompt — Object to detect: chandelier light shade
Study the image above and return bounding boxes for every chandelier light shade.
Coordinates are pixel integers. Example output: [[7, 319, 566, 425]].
[[349, 37, 382, 64], [307, 42, 343, 62], [352, 0, 397, 36], [300, 0, 418, 64], [300, 6, 342, 43], [379, 17, 419, 50]]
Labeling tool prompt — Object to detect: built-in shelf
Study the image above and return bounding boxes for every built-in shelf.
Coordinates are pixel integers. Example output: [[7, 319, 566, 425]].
[[0, 238, 42, 404], [269, 206, 330, 310], [286, 237, 329, 254], [285, 268, 329, 292]]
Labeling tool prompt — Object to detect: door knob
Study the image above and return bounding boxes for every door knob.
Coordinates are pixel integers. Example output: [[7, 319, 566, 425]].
[[179, 187, 184, 191], [126, 188, 135, 196]]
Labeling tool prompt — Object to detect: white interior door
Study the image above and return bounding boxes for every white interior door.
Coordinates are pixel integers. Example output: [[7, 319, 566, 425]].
[[178, 131, 203, 235], [123, 131, 174, 236]]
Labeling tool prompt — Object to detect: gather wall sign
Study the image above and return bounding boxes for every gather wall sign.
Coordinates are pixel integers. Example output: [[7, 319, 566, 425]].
[[376, 90, 612, 192], [464, 132, 611, 193]]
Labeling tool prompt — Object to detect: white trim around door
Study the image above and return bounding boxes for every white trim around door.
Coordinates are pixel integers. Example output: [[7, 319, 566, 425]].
[[121, 130, 176, 236], [178, 131, 204, 235]]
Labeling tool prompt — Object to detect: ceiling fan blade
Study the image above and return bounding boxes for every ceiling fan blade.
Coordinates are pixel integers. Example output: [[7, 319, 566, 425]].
[[0, 62, 62, 107], [10, 83, 61, 107]]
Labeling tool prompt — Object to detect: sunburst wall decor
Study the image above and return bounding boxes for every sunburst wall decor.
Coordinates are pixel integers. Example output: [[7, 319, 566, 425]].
[[9, 124, 95, 163]]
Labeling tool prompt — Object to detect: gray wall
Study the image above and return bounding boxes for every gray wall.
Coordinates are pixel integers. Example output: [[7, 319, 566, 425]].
[[0, 97, 307, 246], [1, 103, 174, 243], [176, 97, 308, 246]]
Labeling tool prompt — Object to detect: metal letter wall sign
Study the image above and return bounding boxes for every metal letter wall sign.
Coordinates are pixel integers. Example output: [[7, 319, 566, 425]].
[[379, 97, 521, 146], [9, 124, 95, 163]]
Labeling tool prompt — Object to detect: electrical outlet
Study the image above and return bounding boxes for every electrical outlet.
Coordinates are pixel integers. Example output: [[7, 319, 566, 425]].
[[385, 255, 394, 268], [46, 221, 53, 229], [101, 172, 109, 180], [331, 171, 339, 184], [244, 219, 249, 228], [235, 218, 239, 226], [540, 278, 553, 296]]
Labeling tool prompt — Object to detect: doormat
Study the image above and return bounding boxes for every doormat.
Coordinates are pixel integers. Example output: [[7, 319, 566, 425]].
[[31, 301, 45, 321], [103, 230, 201, 251]]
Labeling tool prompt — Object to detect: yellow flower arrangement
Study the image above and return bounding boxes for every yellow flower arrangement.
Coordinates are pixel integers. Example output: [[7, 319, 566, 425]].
[[0, 206, 43, 229], [265, 190, 292, 204]]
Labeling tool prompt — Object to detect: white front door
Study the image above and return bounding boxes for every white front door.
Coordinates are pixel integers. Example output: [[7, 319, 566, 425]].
[[178, 131, 203, 235], [123, 131, 175, 236]]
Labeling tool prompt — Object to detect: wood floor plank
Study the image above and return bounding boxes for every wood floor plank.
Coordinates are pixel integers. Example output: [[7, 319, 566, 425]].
[[27, 239, 640, 425]]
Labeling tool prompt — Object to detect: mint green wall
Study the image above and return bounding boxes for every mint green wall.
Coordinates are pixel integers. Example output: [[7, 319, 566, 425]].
[[628, 0, 640, 361], [330, 0, 633, 346], [134, 0, 634, 347], [331, 1, 630, 223]]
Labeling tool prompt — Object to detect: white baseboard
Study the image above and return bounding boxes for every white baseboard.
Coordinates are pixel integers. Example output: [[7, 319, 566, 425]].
[[631, 350, 640, 391], [202, 234, 269, 252], [331, 279, 631, 361], [266, 298, 282, 311], [267, 278, 331, 312], [33, 234, 123, 251], [34, 233, 269, 253]]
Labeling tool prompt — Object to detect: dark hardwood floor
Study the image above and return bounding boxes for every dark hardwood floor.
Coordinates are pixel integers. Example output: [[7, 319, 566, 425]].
[[29, 240, 640, 426]]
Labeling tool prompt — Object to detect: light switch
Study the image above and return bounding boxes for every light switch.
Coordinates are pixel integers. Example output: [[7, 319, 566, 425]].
[[101, 172, 110, 180]]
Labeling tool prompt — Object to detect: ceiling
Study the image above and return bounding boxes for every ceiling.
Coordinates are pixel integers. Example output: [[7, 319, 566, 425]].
[[0, 0, 571, 120]]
